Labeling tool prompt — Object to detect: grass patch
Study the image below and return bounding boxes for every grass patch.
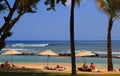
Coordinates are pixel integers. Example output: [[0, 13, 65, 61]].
[[0, 72, 70, 76], [1, 72, 120, 76]]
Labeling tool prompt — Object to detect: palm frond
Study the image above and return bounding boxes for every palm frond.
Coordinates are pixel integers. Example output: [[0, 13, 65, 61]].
[[17, 0, 39, 13], [97, 0, 120, 18], [0, 1, 7, 13], [75, 0, 81, 6]]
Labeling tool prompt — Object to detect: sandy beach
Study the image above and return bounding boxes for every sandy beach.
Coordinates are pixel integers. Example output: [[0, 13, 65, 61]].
[[4, 62, 118, 74]]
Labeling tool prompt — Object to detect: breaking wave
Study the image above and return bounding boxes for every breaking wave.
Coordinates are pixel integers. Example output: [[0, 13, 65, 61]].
[[95, 51, 120, 55], [12, 44, 48, 47]]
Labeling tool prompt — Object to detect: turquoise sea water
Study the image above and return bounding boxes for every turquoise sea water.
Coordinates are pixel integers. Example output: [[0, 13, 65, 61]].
[[0, 40, 120, 69]]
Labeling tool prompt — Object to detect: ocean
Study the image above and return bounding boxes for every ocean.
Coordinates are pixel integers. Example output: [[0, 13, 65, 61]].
[[0, 40, 120, 69]]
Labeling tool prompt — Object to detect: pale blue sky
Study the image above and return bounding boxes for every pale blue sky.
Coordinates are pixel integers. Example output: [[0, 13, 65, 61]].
[[8, 0, 120, 40]]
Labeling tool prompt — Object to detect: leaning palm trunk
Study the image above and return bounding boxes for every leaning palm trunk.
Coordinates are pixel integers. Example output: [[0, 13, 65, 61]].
[[107, 17, 113, 71], [70, 0, 76, 75]]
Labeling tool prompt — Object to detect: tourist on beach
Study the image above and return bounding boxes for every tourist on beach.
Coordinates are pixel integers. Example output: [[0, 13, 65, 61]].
[[56, 65, 66, 71], [90, 62, 99, 72], [90, 62, 95, 70], [4, 60, 10, 68], [82, 62, 88, 68], [56, 65, 62, 68]]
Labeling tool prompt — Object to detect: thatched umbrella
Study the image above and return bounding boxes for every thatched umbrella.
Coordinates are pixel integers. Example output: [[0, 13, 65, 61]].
[[1, 49, 23, 64], [76, 50, 96, 62], [37, 49, 58, 67]]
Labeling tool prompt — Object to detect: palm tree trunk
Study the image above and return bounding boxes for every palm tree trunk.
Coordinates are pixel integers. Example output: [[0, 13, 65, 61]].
[[0, 37, 6, 50], [70, 0, 76, 75], [107, 17, 113, 71]]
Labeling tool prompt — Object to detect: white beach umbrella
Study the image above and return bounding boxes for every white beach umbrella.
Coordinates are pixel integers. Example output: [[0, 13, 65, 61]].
[[1, 49, 23, 64], [37, 49, 58, 67], [76, 50, 96, 57], [76, 50, 96, 62], [116, 55, 120, 58]]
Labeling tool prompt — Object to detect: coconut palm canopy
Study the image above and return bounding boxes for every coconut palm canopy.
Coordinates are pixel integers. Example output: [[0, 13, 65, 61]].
[[76, 50, 96, 57], [1, 49, 23, 55], [37, 49, 58, 56]]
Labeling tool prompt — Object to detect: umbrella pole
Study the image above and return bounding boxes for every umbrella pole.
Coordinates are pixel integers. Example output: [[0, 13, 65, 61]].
[[11, 55, 13, 64], [84, 57, 85, 63], [47, 56, 49, 67]]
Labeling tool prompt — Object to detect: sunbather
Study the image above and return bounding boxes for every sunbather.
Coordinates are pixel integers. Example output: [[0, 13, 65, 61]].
[[90, 62, 95, 70], [55, 65, 66, 71], [56, 65, 62, 68], [43, 66, 56, 70], [4, 60, 10, 68], [90, 62, 100, 72], [82, 62, 88, 68]]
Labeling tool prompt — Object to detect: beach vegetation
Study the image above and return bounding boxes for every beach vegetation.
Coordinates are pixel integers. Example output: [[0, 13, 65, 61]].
[[1, 72, 120, 76], [0, 0, 39, 50], [96, 0, 120, 71]]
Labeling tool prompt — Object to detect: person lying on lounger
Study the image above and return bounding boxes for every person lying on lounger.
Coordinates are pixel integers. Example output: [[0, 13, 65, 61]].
[[55, 65, 66, 71]]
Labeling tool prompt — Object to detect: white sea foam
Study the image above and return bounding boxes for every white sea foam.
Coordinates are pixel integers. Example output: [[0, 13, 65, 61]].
[[95, 51, 120, 54], [75, 50, 120, 55], [12, 44, 48, 47], [2, 48, 28, 51]]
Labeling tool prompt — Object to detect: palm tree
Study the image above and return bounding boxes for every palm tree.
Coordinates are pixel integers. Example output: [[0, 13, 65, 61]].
[[70, 0, 76, 75], [44, 0, 80, 75], [70, 0, 81, 75], [44, 0, 81, 75], [97, 0, 120, 71], [0, 0, 39, 50]]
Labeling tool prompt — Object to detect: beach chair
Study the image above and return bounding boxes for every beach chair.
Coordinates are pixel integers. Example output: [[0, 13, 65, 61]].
[[55, 65, 66, 71], [43, 66, 56, 70], [77, 67, 92, 72]]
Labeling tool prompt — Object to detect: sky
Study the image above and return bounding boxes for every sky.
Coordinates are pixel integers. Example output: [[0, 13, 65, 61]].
[[6, 0, 120, 40]]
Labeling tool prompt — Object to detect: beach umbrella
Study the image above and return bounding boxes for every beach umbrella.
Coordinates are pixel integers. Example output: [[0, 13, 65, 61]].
[[76, 50, 96, 62], [116, 55, 120, 58], [37, 49, 58, 67], [1, 49, 23, 64]]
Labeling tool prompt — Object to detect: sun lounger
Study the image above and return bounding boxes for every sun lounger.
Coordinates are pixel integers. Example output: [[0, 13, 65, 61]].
[[43, 66, 56, 70], [77, 67, 100, 72], [43, 65, 66, 71], [56, 67, 66, 71], [91, 69, 100, 72], [77, 67, 92, 72], [55, 65, 66, 71]]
